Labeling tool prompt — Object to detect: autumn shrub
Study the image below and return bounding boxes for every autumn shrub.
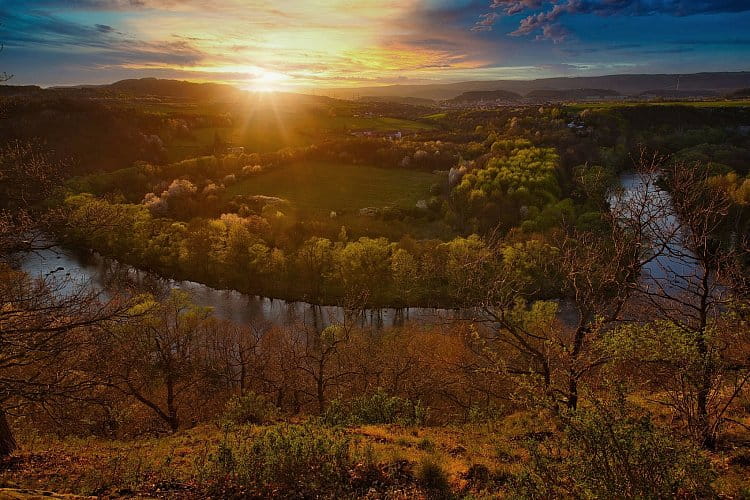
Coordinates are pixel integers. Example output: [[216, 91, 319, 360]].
[[416, 455, 451, 495], [512, 399, 716, 498], [321, 388, 427, 426], [221, 392, 278, 426], [203, 423, 360, 497]]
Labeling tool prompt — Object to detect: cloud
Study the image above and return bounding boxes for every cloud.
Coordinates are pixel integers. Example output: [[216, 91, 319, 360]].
[[535, 23, 570, 43], [479, 0, 750, 41], [471, 12, 499, 31], [490, 0, 543, 15], [0, 7, 205, 68], [0, 0, 148, 10], [3, 0, 749, 88]]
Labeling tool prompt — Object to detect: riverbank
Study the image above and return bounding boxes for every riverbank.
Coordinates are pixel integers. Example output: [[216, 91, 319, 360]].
[[20, 245, 464, 328]]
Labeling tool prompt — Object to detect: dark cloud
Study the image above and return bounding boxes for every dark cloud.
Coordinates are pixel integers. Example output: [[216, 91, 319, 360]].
[[490, 0, 543, 15], [0, 0, 147, 10], [535, 23, 570, 43], [0, 6, 204, 68], [480, 0, 750, 41]]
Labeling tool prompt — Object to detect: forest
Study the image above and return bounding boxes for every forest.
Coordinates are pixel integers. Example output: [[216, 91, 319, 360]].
[[2, 84, 750, 498]]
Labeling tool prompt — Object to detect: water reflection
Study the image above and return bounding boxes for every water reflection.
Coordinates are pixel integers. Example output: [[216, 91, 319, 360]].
[[19, 246, 458, 329]]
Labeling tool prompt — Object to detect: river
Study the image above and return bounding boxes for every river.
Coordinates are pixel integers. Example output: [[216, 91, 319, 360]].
[[18, 172, 693, 329], [19, 246, 459, 329], [616, 171, 701, 294]]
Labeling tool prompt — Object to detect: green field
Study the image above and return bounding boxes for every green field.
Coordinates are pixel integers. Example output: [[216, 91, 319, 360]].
[[564, 100, 750, 112], [226, 161, 440, 212]]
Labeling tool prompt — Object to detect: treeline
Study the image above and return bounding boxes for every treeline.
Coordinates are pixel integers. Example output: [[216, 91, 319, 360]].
[[59, 136, 610, 306], [62, 192, 527, 306]]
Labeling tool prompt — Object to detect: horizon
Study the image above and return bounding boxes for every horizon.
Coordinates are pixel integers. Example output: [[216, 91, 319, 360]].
[[21, 69, 750, 92], [2, 1, 749, 91]]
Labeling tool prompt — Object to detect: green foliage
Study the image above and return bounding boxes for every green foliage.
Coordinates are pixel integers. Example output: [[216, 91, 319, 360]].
[[453, 144, 561, 231], [321, 388, 427, 426], [205, 423, 357, 497], [222, 392, 279, 426], [601, 320, 714, 370], [513, 400, 716, 498]]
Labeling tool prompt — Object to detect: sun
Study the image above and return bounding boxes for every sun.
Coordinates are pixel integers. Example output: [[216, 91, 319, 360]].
[[247, 68, 290, 93]]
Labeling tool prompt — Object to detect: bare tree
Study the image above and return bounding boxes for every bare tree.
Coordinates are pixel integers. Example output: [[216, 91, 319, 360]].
[[0, 267, 129, 455], [202, 318, 270, 396], [468, 156, 668, 413], [95, 291, 211, 432], [630, 160, 749, 448], [0, 140, 130, 456]]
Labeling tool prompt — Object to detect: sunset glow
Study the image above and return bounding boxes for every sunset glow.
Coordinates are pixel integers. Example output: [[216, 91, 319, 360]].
[[2, 1, 749, 89]]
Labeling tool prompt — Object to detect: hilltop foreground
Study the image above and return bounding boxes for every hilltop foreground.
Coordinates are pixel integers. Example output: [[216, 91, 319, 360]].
[[2, 405, 750, 499]]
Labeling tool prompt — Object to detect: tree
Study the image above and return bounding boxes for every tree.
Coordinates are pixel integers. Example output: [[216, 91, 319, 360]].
[[202, 318, 269, 397], [295, 237, 334, 300], [624, 160, 749, 448], [0, 142, 128, 456], [96, 291, 212, 432], [0, 142, 63, 258], [0, 268, 128, 454], [468, 158, 662, 413], [297, 297, 365, 413], [334, 237, 392, 304]]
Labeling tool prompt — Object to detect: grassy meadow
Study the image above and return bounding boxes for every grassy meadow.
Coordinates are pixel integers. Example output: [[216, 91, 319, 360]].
[[3, 410, 750, 498], [226, 161, 441, 212]]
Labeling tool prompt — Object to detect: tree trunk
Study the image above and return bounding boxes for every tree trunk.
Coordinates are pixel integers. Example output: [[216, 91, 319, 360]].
[[166, 377, 179, 432], [0, 409, 17, 457], [568, 377, 578, 411], [317, 376, 326, 413]]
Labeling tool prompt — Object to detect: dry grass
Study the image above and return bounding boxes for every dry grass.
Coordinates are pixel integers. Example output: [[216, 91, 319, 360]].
[[1, 411, 749, 498]]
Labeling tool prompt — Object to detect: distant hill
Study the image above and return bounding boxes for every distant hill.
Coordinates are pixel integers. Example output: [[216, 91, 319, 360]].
[[40, 77, 242, 101], [326, 72, 750, 100], [359, 95, 435, 106], [449, 89, 522, 103], [727, 88, 750, 98], [0, 85, 42, 96], [106, 78, 241, 100], [525, 88, 620, 99]]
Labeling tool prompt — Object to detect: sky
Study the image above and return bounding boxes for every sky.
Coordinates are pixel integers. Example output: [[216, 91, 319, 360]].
[[1, 0, 749, 90]]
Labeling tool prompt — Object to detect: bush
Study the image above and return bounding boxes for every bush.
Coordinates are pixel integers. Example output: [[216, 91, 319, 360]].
[[513, 399, 716, 498], [205, 423, 357, 497], [321, 388, 427, 426], [221, 392, 278, 426], [416, 456, 450, 494], [417, 437, 435, 451]]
